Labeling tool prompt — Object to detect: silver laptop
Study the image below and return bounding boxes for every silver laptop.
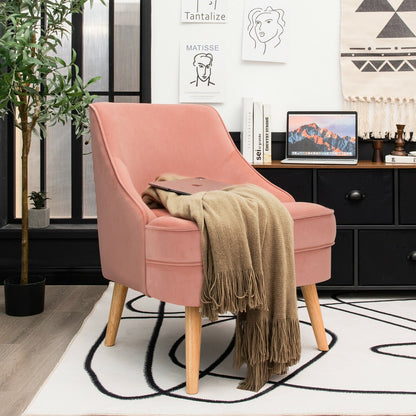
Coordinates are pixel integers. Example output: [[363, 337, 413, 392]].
[[281, 111, 358, 165], [149, 177, 231, 195]]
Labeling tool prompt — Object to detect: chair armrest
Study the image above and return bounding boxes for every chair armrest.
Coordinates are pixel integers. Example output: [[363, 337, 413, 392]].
[[93, 152, 155, 295]]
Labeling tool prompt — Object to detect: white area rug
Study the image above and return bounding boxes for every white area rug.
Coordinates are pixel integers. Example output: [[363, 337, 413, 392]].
[[24, 285, 416, 416]]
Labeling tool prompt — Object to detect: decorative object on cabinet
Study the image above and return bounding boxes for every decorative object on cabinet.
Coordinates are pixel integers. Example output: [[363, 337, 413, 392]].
[[241, 98, 272, 164], [241, 97, 254, 163], [372, 139, 384, 163], [385, 154, 416, 164], [392, 124, 407, 156]]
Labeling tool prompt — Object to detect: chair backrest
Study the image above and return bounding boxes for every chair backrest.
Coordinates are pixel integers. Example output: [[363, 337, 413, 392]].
[[90, 102, 293, 198], [89, 103, 294, 291]]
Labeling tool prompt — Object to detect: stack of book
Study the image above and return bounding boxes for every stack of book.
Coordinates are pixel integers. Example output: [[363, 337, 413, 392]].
[[241, 97, 272, 164], [385, 152, 416, 164]]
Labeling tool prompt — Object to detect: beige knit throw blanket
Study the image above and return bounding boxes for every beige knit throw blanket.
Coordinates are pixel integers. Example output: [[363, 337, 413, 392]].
[[142, 174, 301, 392], [341, 0, 416, 139]]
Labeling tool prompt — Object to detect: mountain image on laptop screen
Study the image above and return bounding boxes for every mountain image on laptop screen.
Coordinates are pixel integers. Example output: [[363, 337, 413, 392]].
[[288, 115, 356, 156]]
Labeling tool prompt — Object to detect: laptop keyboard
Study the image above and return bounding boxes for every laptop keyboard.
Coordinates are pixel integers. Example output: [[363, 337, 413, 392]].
[[281, 158, 358, 165]]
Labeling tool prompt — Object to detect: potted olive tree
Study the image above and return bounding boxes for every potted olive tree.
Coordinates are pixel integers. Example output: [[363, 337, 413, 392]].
[[0, 0, 100, 316]]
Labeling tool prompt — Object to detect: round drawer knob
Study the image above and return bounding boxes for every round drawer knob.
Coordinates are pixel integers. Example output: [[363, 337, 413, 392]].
[[345, 190, 366, 201], [407, 251, 416, 262]]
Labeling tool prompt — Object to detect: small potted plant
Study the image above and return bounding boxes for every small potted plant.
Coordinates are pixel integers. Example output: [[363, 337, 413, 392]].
[[28, 191, 50, 228]]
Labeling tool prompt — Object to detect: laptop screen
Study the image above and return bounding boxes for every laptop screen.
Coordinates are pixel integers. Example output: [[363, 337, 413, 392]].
[[286, 111, 358, 160]]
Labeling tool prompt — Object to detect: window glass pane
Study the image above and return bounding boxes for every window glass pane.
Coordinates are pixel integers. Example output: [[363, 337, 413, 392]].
[[114, 96, 141, 103], [84, 1, 109, 91], [83, 96, 109, 218], [82, 140, 96, 218], [46, 122, 72, 218], [46, 19, 72, 219], [15, 130, 41, 218], [114, 0, 141, 91]]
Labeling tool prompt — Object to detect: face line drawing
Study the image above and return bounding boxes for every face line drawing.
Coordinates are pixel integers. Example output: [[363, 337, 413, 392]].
[[190, 53, 215, 87], [247, 6, 286, 55]]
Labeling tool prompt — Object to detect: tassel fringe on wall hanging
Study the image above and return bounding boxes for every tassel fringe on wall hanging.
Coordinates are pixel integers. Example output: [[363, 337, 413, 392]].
[[341, 0, 416, 141]]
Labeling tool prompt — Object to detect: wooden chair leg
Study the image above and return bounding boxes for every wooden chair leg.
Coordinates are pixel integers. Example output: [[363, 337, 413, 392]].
[[104, 282, 128, 347], [301, 284, 329, 351], [185, 306, 202, 394]]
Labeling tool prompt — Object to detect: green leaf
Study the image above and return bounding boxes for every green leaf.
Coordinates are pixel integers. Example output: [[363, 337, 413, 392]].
[[85, 76, 102, 86], [0, 0, 103, 142]]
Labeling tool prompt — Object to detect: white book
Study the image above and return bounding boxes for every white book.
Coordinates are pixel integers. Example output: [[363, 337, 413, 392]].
[[253, 101, 263, 163], [385, 154, 416, 164], [263, 103, 272, 163], [241, 97, 254, 163]]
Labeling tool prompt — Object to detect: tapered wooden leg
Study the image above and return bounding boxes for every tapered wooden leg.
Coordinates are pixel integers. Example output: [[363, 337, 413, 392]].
[[301, 284, 329, 351], [185, 306, 202, 394], [104, 283, 128, 347]]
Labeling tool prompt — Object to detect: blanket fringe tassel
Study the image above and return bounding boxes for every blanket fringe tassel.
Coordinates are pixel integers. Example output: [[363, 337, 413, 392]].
[[201, 268, 267, 321], [234, 317, 301, 392]]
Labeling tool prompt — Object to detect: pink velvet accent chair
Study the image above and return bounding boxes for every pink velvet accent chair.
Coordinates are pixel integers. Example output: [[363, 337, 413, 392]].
[[89, 102, 336, 394]]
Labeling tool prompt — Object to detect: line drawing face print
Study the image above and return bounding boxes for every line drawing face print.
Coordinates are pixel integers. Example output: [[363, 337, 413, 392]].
[[247, 6, 286, 55], [197, 0, 218, 13], [190, 53, 215, 87]]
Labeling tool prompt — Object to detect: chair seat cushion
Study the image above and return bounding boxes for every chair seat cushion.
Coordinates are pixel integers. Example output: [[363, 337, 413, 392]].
[[145, 202, 335, 305], [146, 202, 335, 263], [284, 202, 336, 252]]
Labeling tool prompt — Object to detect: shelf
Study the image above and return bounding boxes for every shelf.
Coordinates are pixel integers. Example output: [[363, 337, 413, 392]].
[[253, 160, 416, 169]]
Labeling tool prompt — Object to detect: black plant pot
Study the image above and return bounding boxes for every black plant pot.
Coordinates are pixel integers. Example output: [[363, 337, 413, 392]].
[[4, 276, 46, 316]]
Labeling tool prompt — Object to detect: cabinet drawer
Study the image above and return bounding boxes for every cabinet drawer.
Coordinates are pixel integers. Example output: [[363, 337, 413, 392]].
[[319, 230, 354, 286], [399, 170, 416, 224], [317, 170, 394, 225], [359, 230, 416, 286], [257, 168, 313, 202]]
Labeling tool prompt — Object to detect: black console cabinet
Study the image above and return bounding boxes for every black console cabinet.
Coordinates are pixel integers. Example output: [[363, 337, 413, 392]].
[[255, 161, 416, 291]]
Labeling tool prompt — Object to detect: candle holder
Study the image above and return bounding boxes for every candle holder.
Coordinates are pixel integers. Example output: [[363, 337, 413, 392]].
[[372, 139, 384, 163], [391, 124, 407, 156]]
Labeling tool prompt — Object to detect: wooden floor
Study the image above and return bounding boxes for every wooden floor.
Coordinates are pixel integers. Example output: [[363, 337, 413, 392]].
[[0, 285, 108, 416]]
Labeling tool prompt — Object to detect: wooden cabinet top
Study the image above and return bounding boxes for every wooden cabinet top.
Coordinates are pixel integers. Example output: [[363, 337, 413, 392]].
[[253, 160, 416, 169]]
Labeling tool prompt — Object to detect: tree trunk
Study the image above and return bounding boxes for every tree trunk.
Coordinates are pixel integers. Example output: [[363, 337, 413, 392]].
[[20, 116, 30, 285]]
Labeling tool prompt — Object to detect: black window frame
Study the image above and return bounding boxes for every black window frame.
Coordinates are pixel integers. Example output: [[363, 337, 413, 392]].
[[0, 0, 151, 227]]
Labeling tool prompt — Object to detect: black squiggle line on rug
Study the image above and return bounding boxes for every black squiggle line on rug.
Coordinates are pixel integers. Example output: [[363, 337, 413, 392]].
[[127, 295, 184, 315], [280, 294, 416, 396], [371, 342, 416, 360], [84, 298, 334, 404], [84, 301, 198, 401], [84, 325, 161, 400], [85, 295, 416, 403], [141, 312, 335, 404], [282, 383, 416, 395], [321, 295, 416, 332], [168, 317, 236, 371], [332, 294, 416, 324]]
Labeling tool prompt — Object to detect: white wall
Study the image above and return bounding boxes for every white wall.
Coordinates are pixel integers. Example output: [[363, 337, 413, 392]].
[[151, 0, 343, 132]]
